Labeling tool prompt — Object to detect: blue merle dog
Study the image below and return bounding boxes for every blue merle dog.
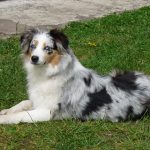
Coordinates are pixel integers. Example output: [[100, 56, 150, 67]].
[[0, 29, 150, 124]]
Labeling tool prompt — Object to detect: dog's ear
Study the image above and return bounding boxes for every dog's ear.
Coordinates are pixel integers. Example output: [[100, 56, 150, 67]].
[[49, 29, 69, 50], [20, 29, 38, 53]]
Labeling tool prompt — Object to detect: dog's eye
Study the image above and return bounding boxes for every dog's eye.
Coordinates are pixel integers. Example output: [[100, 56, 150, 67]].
[[30, 44, 36, 49], [44, 46, 51, 51], [44, 46, 53, 54]]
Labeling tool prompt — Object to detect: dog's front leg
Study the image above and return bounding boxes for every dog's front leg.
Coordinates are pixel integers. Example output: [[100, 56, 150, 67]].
[[0, 109, 52, 124], [0, 100, 32, 115]]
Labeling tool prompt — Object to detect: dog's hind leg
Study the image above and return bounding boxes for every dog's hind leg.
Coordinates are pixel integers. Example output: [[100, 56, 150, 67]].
[[0, 100, 32, 115], [0, 109, 51, 124]]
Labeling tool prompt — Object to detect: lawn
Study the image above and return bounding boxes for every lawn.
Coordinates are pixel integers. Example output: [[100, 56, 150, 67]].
[[0, 7, 150, 150]]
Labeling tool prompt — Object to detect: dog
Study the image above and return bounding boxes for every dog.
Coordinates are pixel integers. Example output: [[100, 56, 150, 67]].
[[0, 28, 150, 124]]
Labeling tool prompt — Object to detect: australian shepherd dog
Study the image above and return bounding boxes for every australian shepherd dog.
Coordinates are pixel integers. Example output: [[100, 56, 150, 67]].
[[0, 29, 150, 124]]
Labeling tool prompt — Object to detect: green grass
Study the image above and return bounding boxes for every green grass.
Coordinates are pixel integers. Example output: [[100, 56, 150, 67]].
[[1, 7, 150, 150]]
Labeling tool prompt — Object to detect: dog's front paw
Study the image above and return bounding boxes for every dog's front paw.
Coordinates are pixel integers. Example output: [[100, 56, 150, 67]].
[[0, 109, 15, 115], [0, 109, 9, 115], [0, 115, 10, 124], [0, 114, 21, 124]]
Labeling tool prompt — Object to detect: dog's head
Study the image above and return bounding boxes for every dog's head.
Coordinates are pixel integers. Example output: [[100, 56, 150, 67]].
[[20, 29, 71, 66]]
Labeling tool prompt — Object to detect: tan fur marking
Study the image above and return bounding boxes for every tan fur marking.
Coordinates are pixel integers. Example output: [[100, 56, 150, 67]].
[[43, 42, 46, 49], [33, 40, 39, 47], [24, 49, 32, 60], [45, 50, 61, 66]]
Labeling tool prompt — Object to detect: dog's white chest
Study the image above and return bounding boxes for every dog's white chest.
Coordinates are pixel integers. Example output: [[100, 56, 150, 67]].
[[28, 78, 64, 109]]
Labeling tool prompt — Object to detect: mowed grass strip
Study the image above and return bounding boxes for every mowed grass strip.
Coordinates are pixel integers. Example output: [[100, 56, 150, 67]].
[[0, 7, 150, 150]]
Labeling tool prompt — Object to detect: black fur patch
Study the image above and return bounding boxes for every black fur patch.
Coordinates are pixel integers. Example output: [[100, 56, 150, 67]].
[[83, 74, 92, 87], [112, 71, 137, 93], [117, 116, 124, 122], [144, 100, 150, 107], [52, 39, 57, 50], [119, 106, 149, 121], [126, 106, 134, 120], [20, 28, 38, 53], [82, 88, 113, 116], [132, 108, 149, 121], [50, 29, 69, 50], [58, 103, 61, 111], [0, 0, 8, 2], [107, 106, 111, 110]]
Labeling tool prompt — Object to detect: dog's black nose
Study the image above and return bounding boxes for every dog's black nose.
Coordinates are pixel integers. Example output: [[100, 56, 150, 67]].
[[31, 56, 39, 63]]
